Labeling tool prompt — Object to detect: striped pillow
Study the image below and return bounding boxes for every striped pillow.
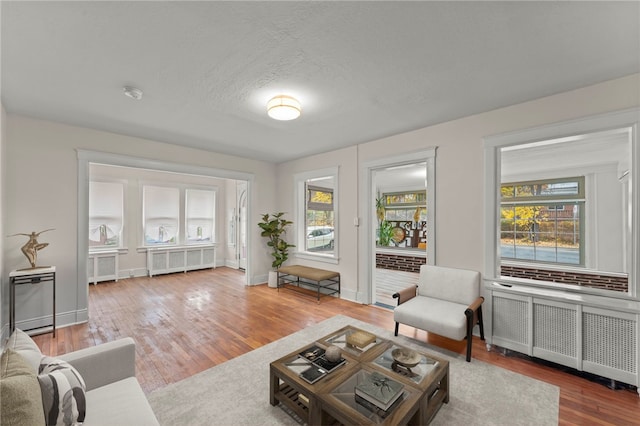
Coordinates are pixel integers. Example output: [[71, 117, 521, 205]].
[[38, 356, 86, 426]]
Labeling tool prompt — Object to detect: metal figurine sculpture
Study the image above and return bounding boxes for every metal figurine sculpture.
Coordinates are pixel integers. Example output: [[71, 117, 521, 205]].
[[8, 228, 54, 269]]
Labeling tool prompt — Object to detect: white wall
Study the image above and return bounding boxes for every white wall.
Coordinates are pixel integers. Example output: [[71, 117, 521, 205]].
[[277, 73, 640, 303], [4, 116, 277, 330]]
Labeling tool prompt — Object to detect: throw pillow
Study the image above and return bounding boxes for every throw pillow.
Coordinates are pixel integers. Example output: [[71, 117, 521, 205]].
[[38, 356, 87, 426], [0, 349, 46, 426], [6, 328, 43, 373]]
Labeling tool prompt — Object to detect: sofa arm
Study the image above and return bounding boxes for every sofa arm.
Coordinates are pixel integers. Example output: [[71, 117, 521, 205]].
[[392, 285, 418, 306], [58, 337, 136, 391]]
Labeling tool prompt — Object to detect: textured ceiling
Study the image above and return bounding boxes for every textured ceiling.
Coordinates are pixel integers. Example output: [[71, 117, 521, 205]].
[[2, 1, 639, 163]]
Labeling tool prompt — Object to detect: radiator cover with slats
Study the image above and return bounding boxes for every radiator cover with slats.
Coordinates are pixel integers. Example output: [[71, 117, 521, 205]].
[[490, 288, 638, 387], [493, 295, 529, 346], [583, 311, 637, 375], [147, 245, 216, 277]]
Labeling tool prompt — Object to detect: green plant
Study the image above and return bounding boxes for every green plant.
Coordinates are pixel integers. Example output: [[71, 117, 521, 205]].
[[258, 212, 295, 270], [375, 196, 386, 223], [377, 220, 393, 247]]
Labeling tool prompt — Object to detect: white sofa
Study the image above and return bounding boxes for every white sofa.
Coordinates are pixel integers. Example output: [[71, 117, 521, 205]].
[[1, 329, 159, 426], [393, 264, 485, 362]]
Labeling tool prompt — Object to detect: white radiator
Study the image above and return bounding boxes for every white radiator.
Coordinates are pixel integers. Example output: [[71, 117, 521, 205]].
[[488, 284, 638, 388], [88, 250, 119, 285], [147, 245, 216, 277]]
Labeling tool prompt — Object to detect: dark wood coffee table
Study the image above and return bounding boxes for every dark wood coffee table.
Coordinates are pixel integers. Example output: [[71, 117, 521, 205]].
[[269, 326, 449, 425]]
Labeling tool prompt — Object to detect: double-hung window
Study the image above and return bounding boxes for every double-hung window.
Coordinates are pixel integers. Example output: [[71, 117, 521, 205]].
[[295, 167, 338, 261], [185, 189, 215, 243], [500, 177, 585, 265], [143, 185, 180, 245], [89, 181, 124, 248]]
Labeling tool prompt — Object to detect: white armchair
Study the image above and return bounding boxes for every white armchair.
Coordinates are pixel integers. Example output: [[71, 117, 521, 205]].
[[392, 264, 485, 362]]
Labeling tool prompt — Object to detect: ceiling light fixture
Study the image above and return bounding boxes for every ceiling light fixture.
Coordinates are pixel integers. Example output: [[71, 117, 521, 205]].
[[267, 95, 301, 120], [123, 86, 143, 101]]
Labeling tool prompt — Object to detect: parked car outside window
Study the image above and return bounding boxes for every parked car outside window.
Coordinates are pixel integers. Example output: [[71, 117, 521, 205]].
[[307, 227, 334, 251]]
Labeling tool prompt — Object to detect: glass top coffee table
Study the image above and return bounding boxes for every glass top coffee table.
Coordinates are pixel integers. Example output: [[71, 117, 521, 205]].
[[269, 325, 449, 425]]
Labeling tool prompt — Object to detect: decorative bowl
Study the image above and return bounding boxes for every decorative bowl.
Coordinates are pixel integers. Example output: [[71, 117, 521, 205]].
[[391, 348, 421, 367]]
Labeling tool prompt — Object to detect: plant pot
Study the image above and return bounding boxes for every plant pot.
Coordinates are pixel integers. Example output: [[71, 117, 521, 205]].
[[268, 270, 278, 288]]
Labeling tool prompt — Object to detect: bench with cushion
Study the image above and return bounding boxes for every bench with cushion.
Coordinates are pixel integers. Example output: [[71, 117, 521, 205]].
[[393, 264, 485, 362], [277, 265, 340, 302]]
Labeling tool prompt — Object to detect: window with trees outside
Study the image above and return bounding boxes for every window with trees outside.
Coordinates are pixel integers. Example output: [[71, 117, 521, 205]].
[[501, 177, 585, 265], [306, 184, 334, 252], [89, 181, 124, 248], [295, 168, 338, 261]]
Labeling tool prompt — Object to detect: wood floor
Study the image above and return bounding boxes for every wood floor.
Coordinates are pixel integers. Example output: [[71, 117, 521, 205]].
[[32, 267, 639, 425]]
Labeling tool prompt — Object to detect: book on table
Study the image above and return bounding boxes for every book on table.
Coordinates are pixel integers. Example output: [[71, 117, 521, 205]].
[[354, 371, 404, 411]]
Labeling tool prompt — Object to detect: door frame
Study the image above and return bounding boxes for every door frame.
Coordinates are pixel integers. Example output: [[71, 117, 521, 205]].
[[358, 148, 437, 304]]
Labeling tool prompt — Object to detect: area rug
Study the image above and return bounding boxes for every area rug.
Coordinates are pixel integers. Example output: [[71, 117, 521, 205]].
[[148, 315, 559, 425]]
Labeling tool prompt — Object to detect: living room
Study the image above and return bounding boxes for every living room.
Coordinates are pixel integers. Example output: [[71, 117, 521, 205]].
[[1, 2, 639, 425]]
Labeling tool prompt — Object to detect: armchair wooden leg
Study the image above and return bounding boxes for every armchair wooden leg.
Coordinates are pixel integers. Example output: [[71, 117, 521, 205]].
[[478, 305, 485, 341], [394, 322, 399, 336], [465, 309, 473, 362]]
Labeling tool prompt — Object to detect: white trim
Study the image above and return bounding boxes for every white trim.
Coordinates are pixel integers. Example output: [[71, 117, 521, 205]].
[[359, 148, 437, 304]]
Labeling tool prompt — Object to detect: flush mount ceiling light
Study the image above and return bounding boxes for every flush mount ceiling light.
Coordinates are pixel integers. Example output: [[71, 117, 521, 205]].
[[267, 95, 301, 120], [123, 86, 143, 101]]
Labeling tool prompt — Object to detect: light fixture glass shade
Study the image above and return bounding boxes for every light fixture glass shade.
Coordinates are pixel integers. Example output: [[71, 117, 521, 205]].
[[267, 95, 301, 120]]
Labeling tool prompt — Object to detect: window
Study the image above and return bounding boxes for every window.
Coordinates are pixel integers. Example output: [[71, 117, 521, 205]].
[[500, 177, 585, 265], [185, 189, 215, 243], [306, 184, 334, 252], [295, 168, 338, 261], [382, 191, 427, 222], [89, 181, 124, 248], [484, 109, 638, 296], [143, 185, 179, 245]]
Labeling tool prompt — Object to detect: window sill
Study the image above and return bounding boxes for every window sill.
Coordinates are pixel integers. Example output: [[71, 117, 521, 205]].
[[89, 247, 128, 255], [293, 251, 339, 265], [376, 247, 426, 257], [137, 243, 217, 253], [485, 278, 640, 314]]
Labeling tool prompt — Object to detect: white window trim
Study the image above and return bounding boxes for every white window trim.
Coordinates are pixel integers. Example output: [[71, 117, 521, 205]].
[[294, 166, 339, 264], [483, 108, 639, 299]]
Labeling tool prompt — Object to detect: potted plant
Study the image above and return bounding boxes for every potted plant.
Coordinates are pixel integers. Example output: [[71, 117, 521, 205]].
[[258, 212, 295, 287]]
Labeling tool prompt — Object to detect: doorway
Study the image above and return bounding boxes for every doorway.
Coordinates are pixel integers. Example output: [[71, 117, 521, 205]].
[[362, 149, 436, 307]]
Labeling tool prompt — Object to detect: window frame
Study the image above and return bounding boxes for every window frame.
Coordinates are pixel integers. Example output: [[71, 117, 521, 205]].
[[88, 180, 125, 250], [500, 176, 585, 266], [142, 184, 181, 247], [294, 167, 339, 264], [484, 108, 639, 299], [184, 188, 216, 244]]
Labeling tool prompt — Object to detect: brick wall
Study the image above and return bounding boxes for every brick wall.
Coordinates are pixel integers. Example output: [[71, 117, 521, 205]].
[[501, 265, 628, 292], [376, 253, 426, 273]]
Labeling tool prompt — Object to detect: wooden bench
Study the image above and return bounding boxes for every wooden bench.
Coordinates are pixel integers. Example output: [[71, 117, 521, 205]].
[[277, 265, 340, 302]]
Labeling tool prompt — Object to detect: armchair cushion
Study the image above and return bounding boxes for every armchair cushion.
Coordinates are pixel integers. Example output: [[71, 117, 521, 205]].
[[418, 264, 480, 306], [394, 297, 469, 341]]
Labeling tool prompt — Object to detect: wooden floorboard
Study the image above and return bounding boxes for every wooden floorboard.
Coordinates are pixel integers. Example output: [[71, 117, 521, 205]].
[[31, 267, 639, 425]]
